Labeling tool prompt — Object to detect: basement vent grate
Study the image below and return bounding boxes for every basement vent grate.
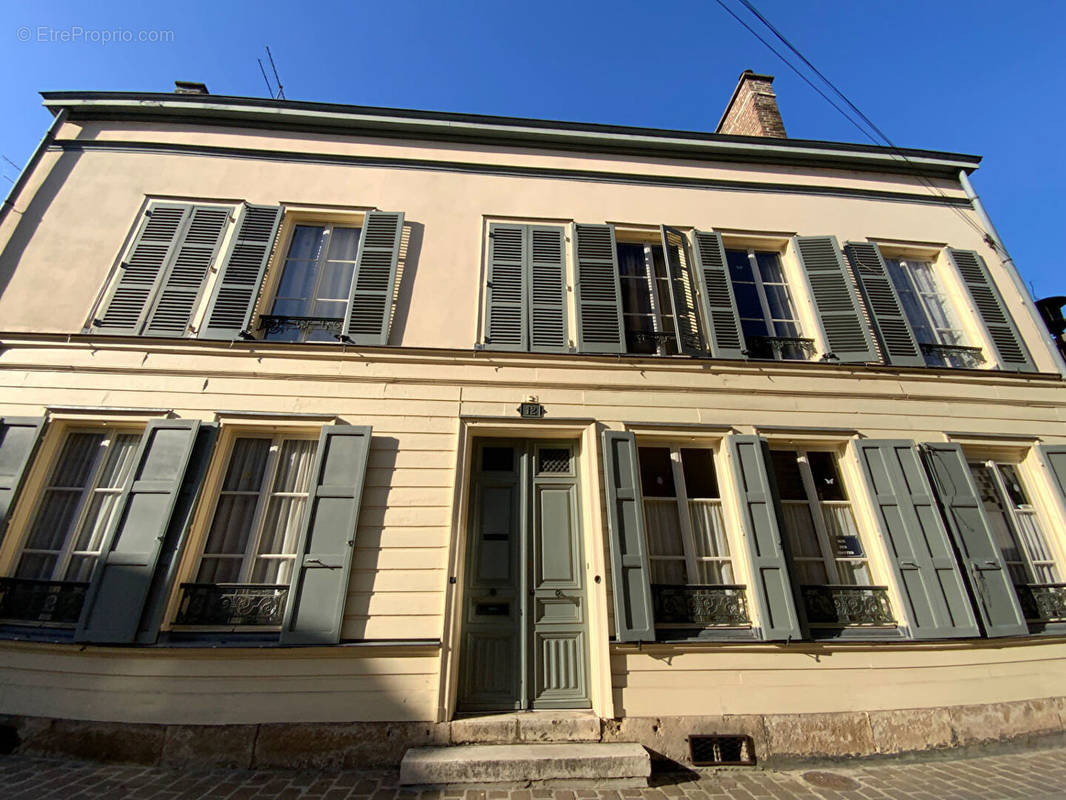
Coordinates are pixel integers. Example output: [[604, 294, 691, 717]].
[[689, 735, 756, 767]]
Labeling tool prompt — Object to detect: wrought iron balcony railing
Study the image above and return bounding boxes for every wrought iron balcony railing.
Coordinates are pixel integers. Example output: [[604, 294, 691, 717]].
[[174, 583, 289, 627], [651, 584, 751, 627], [628, 330, 703, 352], [258, 315, 343, 338], [919, 342, 986, 369], [743, 336, 816, 361], [1015, 583, 1066, 623], [800, 585, 895, 627], [0, 577, 88, 625]]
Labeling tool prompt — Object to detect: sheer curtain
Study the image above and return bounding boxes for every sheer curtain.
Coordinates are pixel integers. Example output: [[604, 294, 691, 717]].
[[689, 500, 733, 583]]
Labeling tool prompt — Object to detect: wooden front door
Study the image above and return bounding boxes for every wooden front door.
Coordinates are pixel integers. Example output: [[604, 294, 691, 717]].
[[457, 439, 590, 711]]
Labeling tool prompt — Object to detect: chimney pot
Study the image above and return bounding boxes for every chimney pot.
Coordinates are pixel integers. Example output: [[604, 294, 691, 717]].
[[716, 70, 786, 138], [174, 81, 210, 96]]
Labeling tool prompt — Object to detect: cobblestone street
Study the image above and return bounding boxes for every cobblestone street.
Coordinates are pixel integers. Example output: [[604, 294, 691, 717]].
[[3, 743, 1066, 800]]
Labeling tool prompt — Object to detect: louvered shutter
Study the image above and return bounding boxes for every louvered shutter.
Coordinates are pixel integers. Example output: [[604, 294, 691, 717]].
[[143, 206, 230, 337], [343, 211, 404, 346], [660, 226, 703, 355], [853, 440, 980, 639], [725, 435, 801, 641], [601, 431, 655, 642], [76, 419, 202, 643], [280, 425, 372, 645], [574, 224, 625, 354], [0, 417, 45, 547], [94, 203, 190, 334], [691, 230, 745, 360], [528, 226, 568, 352], [843, 242, 924, 367], [920, 442, 1029, 637], [484, 224, 528, 351], [946, 249, 1036, 372], [200, 205, 282, 339], [794, 236, 879, 363]]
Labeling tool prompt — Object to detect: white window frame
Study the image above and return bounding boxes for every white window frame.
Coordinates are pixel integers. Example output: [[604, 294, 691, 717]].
[[726, 247, 806, 360], [885, 257, 970, 365], [616, 239, 678, 357]]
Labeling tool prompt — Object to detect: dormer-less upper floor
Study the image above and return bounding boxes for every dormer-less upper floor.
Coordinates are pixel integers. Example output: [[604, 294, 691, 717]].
[[0, 90, 1059, 377]]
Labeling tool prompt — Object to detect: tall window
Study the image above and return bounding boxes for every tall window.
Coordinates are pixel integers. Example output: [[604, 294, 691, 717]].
[[770, 450, 870, 585], [885, 258, 970, 367], [970, 461, 1060, 584], [617, 241, 680, 356], [195, 436, 318, 585], [266, 223, 361, 343], [725, 249, 807, 360], [638, 446, 734, 585], [15, 429, 141, 583]]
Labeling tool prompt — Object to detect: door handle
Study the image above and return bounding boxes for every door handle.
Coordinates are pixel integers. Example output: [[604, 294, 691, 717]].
[[555, 589, 564, 598]]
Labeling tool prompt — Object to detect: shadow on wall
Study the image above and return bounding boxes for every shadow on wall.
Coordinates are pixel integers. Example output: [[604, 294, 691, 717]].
[[0, 150, 82, 302], [389, 222, 424, 345]]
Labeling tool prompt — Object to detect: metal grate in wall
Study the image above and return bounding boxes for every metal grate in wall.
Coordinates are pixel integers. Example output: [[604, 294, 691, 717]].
[[689, 735, 756, 767]]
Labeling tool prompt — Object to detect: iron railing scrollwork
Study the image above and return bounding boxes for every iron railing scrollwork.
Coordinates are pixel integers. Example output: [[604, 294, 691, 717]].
[[652, 584, 750, 627], [1015, 583, 1066, 623], [800, 585, 895, 626], [174, 583, 289, 627], [628, 330, 703, 352], [919, 342, 986, 369], [744, 336, 816, 361], [0, 578, 88, 625], [258, 315, 343, 338]]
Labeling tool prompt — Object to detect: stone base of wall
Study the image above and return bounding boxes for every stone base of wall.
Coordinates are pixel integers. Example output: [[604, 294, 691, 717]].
[[3, 697, 1066, 770]]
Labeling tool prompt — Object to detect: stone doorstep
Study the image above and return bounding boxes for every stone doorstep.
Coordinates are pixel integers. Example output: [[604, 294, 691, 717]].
[[398, 743, 651, 787], [451, 711, 601, 744]]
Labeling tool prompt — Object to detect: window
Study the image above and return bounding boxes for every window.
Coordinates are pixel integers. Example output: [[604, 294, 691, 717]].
[[618, 242, 681, 356], [14, 428, 141, 583], [725, 249, 808, 360], [264, 224, 361, 343], [885, 258, 971, 367]]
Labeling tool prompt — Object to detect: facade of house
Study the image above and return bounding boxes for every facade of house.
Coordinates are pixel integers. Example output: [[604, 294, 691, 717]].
[[0, 73, 1065, 767]]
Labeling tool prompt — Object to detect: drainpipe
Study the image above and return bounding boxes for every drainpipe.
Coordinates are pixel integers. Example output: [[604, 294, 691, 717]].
[[0, 108, 68, 232], [958, 168, 1066, 378]]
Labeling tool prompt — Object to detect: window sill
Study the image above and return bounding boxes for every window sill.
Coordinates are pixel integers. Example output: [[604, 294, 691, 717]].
[[808, 625, 903, 641]]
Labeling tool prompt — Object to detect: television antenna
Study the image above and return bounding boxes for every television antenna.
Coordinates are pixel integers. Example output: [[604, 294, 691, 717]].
[[257, 46, 286, 100]]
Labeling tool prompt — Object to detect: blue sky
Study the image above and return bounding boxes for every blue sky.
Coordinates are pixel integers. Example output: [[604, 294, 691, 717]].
[[2, 0, 1063, 296]]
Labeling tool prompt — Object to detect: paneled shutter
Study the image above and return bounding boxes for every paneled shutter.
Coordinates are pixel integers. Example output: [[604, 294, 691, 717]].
[[601, 431, 655, 642], [135, 423, 218, 643], [0, 417, 45, 546], [94, 203, 190, 334], [794, 236, 879, 363], [853, 440, 980, 639], [143, 206, 231, 337], [946, 249, 1035, 372], [843, 242, 924, 367], [484, 223, 528, 351], [724, 435, 801, 641], [75, 419, 202, 643], [691, 230, 745, 360], [343, 211, 404, 346], [660, 226, 704, 356], [200, 204, 282, 339], [280, 425, 372, 645], [528, 226, 568, 352], [1036, 444, 1066, 504], [920, 442, 1028, 637], [574, 224, 625, 354]]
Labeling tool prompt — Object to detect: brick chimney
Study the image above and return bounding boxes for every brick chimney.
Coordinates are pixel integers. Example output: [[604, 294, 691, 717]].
[[716, 70, 786, 138], [174, 81, 210, 96]]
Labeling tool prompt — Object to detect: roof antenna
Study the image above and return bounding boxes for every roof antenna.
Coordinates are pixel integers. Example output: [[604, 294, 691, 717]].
[[266, 46, 286, 100], [258, 57, 276, 99]]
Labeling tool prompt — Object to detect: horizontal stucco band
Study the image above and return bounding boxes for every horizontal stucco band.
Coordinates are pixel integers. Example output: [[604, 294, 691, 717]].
[[49, 140, 975, 208]]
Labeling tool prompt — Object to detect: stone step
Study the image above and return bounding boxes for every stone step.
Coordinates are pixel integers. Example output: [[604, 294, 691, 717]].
[[451, 711, 601, 744], [399, 742, 651, 788]]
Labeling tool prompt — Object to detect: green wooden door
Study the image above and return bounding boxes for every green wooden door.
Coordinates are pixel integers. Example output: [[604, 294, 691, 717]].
[[458, 440, 590, 712]]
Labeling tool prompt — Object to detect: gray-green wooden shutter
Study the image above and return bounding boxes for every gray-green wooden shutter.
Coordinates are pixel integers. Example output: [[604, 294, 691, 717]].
[[200, 204, 282, 339], [601, 431, 655, 642], [343, 211, 404, 346], [691, 230, 746, 360], [946, 249, 1035, 372], [574, 224, 625, 354], [528, 226, 568, 352], [75, 419, 202, 644], [136, 423, 218, 644], [484, 223, 528, 351], [843, 242, 924, 367], [94, 203, 190, 334], [0, 416, 45, 547], [725, 435, 801, 641], [794, 235, 879, 364], [660, 226, 703, 356], [853, 440, 981, 639], [143, 206, 230, 337], [1036, 444, 1066, 505], [920, 442, 1029, 637], [280, 425, 372, 645]]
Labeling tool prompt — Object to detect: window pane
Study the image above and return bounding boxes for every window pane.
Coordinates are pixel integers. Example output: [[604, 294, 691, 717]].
[[197, 557, 243, 584], [781, 502, 821, 557], [616, 243, 649, 277], [96, 434, 140, 489], [695, 561, 734, 584], [251, 556, 295, 584], [770, 451, 806, 500], [808, 452, 847, 502], [50, 433, 104, 488], [619, 278, 654, 316], [680, 449, 719, 498], [908, 260, 938, 294], [201, 495, 259, 556], [644, 499, 684, 557], [836, 561, 871, 586], [317, 262, 355, 303], [773, 320, 801, 339], [24, 489, 82, 551], [690, 502, 730, 560], [639, 447, 676, 497], [998, 464, 1030, 507], [286, 226, 326, 261], [15, 553, 57, 580], [326, 226, 361, 261], [257, 497, 306, 558], [275, 260, 319, 303], [69, 492, 120, 556], [755, 251, 785, 283], [650, 559, 687, 585], [741, 318, 769, 339], [271, 439, 317, 493], [733, 282, 762, 318], [763, 284, 794, 320], [726, 250, 754, 281], [223, 438, 271, 492]]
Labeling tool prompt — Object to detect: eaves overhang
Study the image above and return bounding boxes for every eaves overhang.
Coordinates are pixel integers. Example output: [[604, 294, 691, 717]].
[[39, 91, 982, 178]]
